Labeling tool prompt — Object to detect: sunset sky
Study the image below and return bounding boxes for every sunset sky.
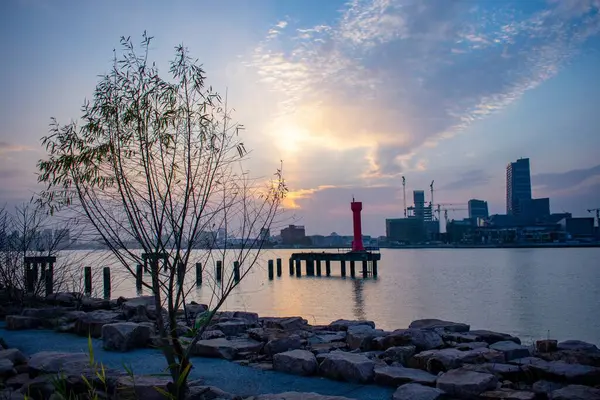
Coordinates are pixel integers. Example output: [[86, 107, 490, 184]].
[[1, 0, 599, 236]]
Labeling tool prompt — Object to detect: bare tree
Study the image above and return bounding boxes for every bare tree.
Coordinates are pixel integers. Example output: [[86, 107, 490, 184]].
[[37, 33, 286, 397]]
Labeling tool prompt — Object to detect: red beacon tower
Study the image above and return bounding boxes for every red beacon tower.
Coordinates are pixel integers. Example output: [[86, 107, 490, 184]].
[[351, 198, 365, 252]]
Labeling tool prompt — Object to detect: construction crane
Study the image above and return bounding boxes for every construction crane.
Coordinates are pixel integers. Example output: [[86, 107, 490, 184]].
[[443, 208, 467, 227], [430, 180, 434, 209], [402, 176, 407, 218], [588, 208, 600, 227], [435, 203, 465, 221]]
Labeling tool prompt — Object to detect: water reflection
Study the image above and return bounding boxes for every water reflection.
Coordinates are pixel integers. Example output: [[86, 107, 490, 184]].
[[352, 279, 366, 321]]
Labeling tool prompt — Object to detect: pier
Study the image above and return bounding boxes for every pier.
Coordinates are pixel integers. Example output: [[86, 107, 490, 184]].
[[289, 248, 380, 278]]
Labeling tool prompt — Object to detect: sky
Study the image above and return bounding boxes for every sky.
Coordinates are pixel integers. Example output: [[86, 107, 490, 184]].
[[1, 0, 599, 237]]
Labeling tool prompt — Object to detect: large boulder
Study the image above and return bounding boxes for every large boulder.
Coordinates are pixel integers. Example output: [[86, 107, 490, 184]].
[[409, 319, 470, 333], [265, 335, 303, 356], [392, 383, 445, 400], [0, 350, 27, 365], [0, 359, 16, 378], [310, 333, 346, 344], [436, 368, 498, 399], [557, 340, 599, 352], [116, 375, 170, 400], [411, 348, 505, 373], [381, 345, 416, 366], [346, 325, 385, 351], [21, 307, 67, 320], [184, 303, 208, 320], [75, 310, 122, 338], [527, 360, 600, 385], [318, 351, 375, 383], [273, 350, 318, 376], [480, 389, 536, 399], [185, 384, 236, 400], [121, 296, 155, 317], [374, 366, 437, 387], [443, 332, 485, 344], [532, 380, 565, 397], [461, 363, 528, 382], [5, 316, 40, 330], [328, 319, 375, 331], [490, 341, 531, 361], [255, 393, 355, 400], [233, 311, 259, 325], [262, 317, 307, 331], [549, 385, 600, 400], [375, 329, 443, 352], [200, 330, 226, 340], [102, 322, 152, 352], [469, 330, 521, 345], [214, 320, 250, 337], [192, 338, 263, 360], [28, 352, 89, 377]]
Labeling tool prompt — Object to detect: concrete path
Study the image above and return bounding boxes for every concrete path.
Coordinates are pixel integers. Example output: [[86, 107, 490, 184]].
[[0, 324, 393, 400]]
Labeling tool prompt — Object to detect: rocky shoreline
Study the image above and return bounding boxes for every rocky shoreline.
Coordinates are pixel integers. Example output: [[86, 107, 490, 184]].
[[1, 292, 600, 400]]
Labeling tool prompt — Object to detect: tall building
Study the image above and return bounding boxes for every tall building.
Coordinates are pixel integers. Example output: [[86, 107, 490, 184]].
[[506, 158, 532, 215], [413, 190, 425, 220], [280, 225, 306, 245], [468, 199, 489, 219], [520, 198, 550, 219]]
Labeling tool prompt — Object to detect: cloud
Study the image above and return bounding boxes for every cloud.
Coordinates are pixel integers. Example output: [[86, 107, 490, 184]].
[[533, 164, 600, 192], [441, 169, 492, 191], [284, 185, 338, 209], [248, 0, 600, 180], [0, 141, 33, 156]]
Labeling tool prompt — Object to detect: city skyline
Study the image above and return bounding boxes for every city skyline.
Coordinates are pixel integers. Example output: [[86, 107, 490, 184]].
[[1, 0, 600, 236]]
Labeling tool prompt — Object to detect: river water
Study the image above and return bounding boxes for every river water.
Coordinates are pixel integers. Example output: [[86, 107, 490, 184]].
[[64, 247, 600, 345]]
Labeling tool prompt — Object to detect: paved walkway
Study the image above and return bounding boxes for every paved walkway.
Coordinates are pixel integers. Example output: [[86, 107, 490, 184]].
[[0, 324, 393, 400]]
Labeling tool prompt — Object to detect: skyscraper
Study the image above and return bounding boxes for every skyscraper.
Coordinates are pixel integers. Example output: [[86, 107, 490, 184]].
[[413, 190, 425, 220], [506, 158, 532, 215], [468, 199, 489, 219]]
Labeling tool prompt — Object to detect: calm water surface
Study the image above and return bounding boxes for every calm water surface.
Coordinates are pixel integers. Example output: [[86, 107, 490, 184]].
[[70, 248, 600, 345]]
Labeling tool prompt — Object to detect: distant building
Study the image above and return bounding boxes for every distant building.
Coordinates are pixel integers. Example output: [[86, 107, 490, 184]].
[[520, 198, 550, 219], [506, 158, 532, 215], [468, 199, 489, 219], [413, 190, 426, 220], [55, 228, 71, 249], [386, 218, 426, 243], [560, 217, 595, 239], [280, 225, 306, 245], [259, 228, 270, 242]]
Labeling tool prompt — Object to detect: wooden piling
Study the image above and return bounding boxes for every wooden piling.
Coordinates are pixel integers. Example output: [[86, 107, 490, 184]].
[[289, 258, 294, 275], [362, 260, 368, 278], [295, 259, 301, 277], [45, 264, 53, 296], [234, 261, 240, 282], [136, 264, 143, 290], [325, 260, 331, 276], [316, 260, 322, 276], [177, 262, 185, 286], [372, 260, 378, 277], [103, 267, 111, 299], [40, 262, 46, 282], [341, 260, 346, 277], [196, 262, 202, 285], [216, 260, 222, 281], [350, 261, 356, 278], [32, 262, 38, 285], [268, 259, 274, 280], [84, 266, 92, 295], [276, 258, 282, 277]]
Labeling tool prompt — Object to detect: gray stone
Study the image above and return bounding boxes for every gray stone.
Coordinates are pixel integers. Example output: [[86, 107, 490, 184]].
[[233, 311, 259, 325], [309, 333, 346, 344], [255, 393, 355, 400], [214, 320, 249, 336], [102, 322, 152, 352], [185, 303, 208, 319], [201, 330, 226, 340], [116, 375, 170, 400], [21, 307, 67, 320], [192, 338, 263, 360], [480, 389, 536, 399], [528, 360, 600, 385], [409, 319, 470, 333], [549, 385, 600, 400], [392, 383, 445, 400], [381, 345, 416, 366], [265, 335, 303, 356], [557, 340, 599, 352], [469, 330, 521, 345], [273, 349, 318, 376], [185, 384, 236, 400], [346, 325, 385, 351], [19, 376, 55, 399], [454, 342, 490, 351], [510, 357, 545, 366], [27, 352, 89, 376], [490, 341, 531, 361], [443, 332, 483, 343], [0, 358, 16, 377], [436, 368, 498, 398], [461, 363, 527, 382], [0, 349, 27, 365], [532, 380, 565, 396], [5, 373, 30, 390], [374, 366, 437, 387], [262, 317, 308, 331], [328, 319, 375, 331], [5, 315, 40, 330], [376, 329, 443, 352], [121, 296, 155, 315], [318, 351, 375, 383], [0, 390, 25, 400], [76, 310, 122, 338], [411, 347, 505, 373]]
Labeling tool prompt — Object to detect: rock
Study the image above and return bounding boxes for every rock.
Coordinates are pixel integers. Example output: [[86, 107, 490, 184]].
[[102, 322, 152, 352], [184, 303, 208, 319], [46, 292, 78, 305], [192, 338, 263, 360], [409, 319, 470, 333], [0, 390, 25, 400], [328, 319, 375, 331], [265, 335, 303, 356], [0, 349, 27, 365], [27, 352, 89, 376], [121, 296, 155, 315], [510, 357, 545, 366], [557, 340, 599, 352], [443, 332, 483, 343], [490, 341, 531, 361], [254, 393, 355, 400], [411, 348, 505, 374], [185, 385, 236, 400], [392, 383, 445, 400], [22, 307, 68, 320], [549, 385, 600, 400], [201, 330, 226, 340], [262, 317, 308, 331], [273, 350, 318, 376], [5, 373, 30, 389], [81, 297, 111, 311], [346, 325, 385, 351], [381, 345, 416, 366], [19, 375, 55, 399], [318, 351, 375, 383], [76, 310, 122, 338], [116, 375, 170, 400], [248, 328, 270, 342], [537, 340, 558, 353], [532, 380, 565, 396], [214, 320, 249, 336], [528, 360, 600, 385], [233, 311, 259, 325], [454, 342, 490, 351], [0, 359, 16, 377], [5, 316, 40, 330], [310, 342, 347, 355], [469, 330, 521, 345], [376, 329, 443, 352], [310, 333, 346, 344], [436, 368, 498, 399], [480, 389, 536, 399], [374, 366, 437, 387], [461, 363, 528, 382]]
